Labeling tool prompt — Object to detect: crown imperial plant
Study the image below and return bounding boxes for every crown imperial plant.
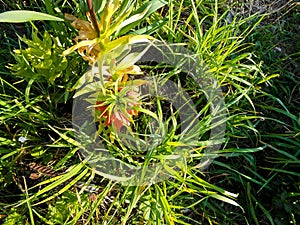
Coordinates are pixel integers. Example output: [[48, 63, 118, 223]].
[[64, 0, 156, 132]]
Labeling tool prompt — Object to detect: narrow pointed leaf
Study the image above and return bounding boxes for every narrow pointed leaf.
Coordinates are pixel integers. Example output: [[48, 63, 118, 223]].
[[116, 5, 151, 33], [0, 10, 63, 23], [62, 40, 97, 56], [118, 0, 167, 35]]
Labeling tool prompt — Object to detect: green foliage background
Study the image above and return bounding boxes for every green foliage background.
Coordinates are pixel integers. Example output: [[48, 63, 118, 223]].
[[0, 0, 299, 224]]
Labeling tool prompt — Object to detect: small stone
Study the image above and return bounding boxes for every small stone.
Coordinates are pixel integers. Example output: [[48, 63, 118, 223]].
[[18, 136, 27, 143]]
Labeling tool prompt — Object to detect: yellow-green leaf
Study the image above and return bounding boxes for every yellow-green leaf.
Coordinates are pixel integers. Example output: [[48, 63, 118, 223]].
[[115, 5, 151, 34], [0, 10, 63, 23], [62, 40, 97, 56]]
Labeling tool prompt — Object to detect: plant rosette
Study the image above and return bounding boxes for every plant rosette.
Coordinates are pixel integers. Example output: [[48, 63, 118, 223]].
[[94, 86, 142, 132]]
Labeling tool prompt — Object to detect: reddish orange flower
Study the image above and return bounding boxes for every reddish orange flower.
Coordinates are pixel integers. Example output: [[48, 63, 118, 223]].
[[95, 102, 109, 117], [95, 100, 139, 132]]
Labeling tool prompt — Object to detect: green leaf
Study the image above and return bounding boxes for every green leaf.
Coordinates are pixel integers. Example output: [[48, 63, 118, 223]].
[[118, 0, 167, 35], [73, 81, 104, 98], [115, 5, 151, 34], [34, 168, 89, 206], [0, 10, 64, 23], [134, 18, 168, 35], [15, 162, 86, 207], [117, 47, 150, 71]]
